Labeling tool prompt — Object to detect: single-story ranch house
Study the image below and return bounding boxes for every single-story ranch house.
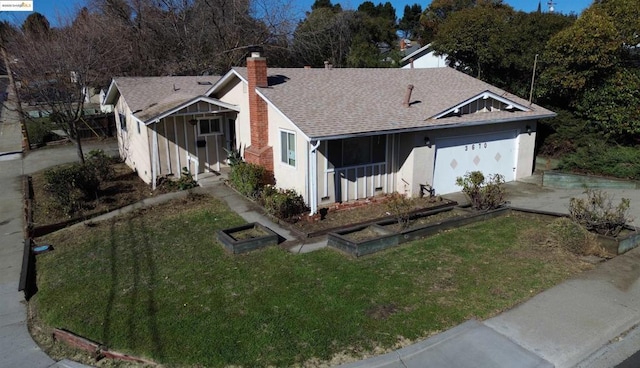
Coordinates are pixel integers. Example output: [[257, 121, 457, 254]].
[[104, 50, 555, 215]]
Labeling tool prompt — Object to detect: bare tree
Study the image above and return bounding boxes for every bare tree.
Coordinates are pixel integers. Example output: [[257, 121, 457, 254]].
[[8, 10, 126, 162]]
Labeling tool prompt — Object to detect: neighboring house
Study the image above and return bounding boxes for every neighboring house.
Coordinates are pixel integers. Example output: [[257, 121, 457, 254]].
[[105, 51, 555, 215], [400, 43, 448, 69]]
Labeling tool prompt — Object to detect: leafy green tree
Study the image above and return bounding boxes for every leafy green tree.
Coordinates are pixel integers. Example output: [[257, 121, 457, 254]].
[[419, 0, 502, 43], [312, 0, 342, 12], [398, 4, 422, 39], [431, 2, 514, 80], [573, 68, 640, 141], [538, 7, 619, 103], [348, 1, 397, 67], [291, 6, 356, 67]]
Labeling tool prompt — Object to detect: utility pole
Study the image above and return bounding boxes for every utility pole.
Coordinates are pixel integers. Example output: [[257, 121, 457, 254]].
[[0, 37, 30, 152]]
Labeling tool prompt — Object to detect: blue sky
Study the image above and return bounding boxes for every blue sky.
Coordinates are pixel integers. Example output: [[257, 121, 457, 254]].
[[1, 0, 592, 27]]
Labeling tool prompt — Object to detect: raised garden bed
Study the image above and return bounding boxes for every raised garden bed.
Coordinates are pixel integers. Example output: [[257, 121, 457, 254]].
[[329, 207, 526, 257], [542, 171, 639, 190], [327, 224, 399, 257], [217, 222, 279, 254], [301, 200, 458, 238], [597, 226, 640, 255]]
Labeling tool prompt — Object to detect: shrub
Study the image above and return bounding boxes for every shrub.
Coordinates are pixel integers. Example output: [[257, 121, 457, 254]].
[[175, 168, 198, 190], [84, 149, 115, 181], [455, 171, 506, 211], [569, 189, 631, 237], [26, 119, 57, 146], [546, 217, 604, 257], [558, 142, 640, 180], [44, 163, 100, 215], [156, 168, 199, 191], [228, 162, 267, 198], [260, 185, 308, 222], [224, 147, 244, 167], [385, 192, 412, 229]]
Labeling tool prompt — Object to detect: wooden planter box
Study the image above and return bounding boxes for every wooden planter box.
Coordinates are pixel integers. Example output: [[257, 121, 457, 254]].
[[328, 207, 510, 257], [327, 224, 400, 257], [597, 226, 640, 255], [217, 223, 279, 254], [398, 207, 509, 243]]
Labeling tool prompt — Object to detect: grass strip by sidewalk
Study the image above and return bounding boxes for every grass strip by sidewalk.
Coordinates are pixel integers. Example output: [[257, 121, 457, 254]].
[[32, 194, 590, 367]]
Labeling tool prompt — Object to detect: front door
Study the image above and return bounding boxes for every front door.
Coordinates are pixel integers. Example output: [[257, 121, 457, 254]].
[[225, 118, 237, 161]]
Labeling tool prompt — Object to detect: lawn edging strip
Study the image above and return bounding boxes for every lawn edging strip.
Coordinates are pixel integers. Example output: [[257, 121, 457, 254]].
[[52, 328, 157, 365]]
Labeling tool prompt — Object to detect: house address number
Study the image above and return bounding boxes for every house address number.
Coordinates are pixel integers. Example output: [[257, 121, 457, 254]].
[[464, 142, 488, 151]]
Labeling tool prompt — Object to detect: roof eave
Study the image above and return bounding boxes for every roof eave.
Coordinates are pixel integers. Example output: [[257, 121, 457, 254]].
[[206, 69, 246, 96], [308, 112, 557, 141], [142, 95, 240, 124], [103, 79, 119, 105]]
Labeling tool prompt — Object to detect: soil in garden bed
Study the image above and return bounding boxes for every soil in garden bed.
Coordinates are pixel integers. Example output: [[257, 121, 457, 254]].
[[294, 196, 455, 235], [382, 208, 467, 232], [342, 226, 389, 242], [32, 162, 158, 227], [230, 227, 271, 240]]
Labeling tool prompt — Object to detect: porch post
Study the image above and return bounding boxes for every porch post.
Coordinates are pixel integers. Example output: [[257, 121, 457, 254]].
[[309, 140, 320, 215]]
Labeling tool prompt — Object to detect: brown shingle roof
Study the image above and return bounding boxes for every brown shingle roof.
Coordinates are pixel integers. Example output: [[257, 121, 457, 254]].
[[113, 76, 220, 122], [231, 67, 554, 139]]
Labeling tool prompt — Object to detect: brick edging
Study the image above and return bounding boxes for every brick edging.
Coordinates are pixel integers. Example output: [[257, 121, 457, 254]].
[[52, 328, 157, 365]]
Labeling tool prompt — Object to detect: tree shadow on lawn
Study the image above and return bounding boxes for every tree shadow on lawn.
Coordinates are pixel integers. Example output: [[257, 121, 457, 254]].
[[102, 216, 164, 360]]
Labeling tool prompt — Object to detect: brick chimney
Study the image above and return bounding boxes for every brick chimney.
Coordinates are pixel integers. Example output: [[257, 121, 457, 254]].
[[244, 48, 273, 173]]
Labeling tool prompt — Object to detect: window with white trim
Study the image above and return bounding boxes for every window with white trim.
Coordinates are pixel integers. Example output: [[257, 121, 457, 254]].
[[198, 118, 222, 136], [280, 130, 296, 166], [119, 112, 127, 132]]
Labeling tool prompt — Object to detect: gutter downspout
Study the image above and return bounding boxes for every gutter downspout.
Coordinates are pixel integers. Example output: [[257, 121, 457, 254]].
[[152, 121, 159, 190], [309, 140, 321, 215]]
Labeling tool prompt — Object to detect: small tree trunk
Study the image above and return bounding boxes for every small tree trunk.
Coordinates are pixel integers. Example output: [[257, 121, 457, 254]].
[[73, 121, 85, 164]]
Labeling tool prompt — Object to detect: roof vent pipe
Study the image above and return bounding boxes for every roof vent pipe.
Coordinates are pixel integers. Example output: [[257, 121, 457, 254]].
[[410, 58, 414, 69], [324, 61, 329, 70], [403, 84, 414, 108]]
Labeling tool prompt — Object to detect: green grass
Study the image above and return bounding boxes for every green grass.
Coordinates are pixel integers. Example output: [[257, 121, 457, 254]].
[[34, 195, 586, 367]]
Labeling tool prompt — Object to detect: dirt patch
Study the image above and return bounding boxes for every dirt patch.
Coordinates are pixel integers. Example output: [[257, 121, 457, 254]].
[[342, 226, 389, 242], [32, 162, 160, 227], [294, 196, 455, 235], [382, 209, 465, 232]]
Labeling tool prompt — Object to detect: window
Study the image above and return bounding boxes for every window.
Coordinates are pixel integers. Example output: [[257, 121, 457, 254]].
[[328, 135, 386, 168], [280, 130, 296, 166], [119, 113, 127, 132], [198, 118, 222, 136]]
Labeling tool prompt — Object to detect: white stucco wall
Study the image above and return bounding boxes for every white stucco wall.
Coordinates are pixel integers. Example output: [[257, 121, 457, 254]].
[[216, 78, 250, 153], [401, 51, 448, 69], [397, 120, 538, 197], [268, 103, 308, 199], [115, 96, 152, 184]]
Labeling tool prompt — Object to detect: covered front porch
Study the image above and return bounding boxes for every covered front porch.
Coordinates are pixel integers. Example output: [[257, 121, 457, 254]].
[[148, 97, 239, 188], [308, 133, 402, 214]]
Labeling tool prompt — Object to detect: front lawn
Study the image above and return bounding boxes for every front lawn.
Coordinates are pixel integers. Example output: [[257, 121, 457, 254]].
[[32, 194, 592, 367]]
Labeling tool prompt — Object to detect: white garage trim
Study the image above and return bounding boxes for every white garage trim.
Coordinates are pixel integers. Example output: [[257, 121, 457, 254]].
[[433, 130, 518, 195]]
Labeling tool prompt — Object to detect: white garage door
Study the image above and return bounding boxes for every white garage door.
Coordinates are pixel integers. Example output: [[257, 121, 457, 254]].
[[433, 130, 517, 195]]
